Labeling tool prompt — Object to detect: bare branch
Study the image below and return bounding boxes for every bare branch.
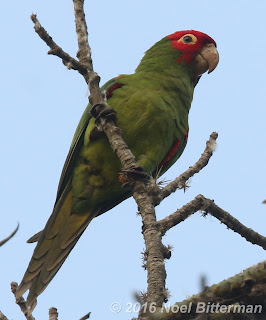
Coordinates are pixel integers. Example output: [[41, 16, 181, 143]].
[[133, 183, 167, 308], [73, 0, 92, 68], [11, 282, 35, 320], [153, 261, 266, 320], [158, 194, 266, 249], [30, 7, 137, 171], [0, 223, 19, 247], [49, 308, 58, 320], [71, 0, 138, 170], [73, 0, 101, 90], [201, 195, 266, 249], [153, 132, 218, 205], [30, 14, 87, 76], [71, 0, 167, 308]]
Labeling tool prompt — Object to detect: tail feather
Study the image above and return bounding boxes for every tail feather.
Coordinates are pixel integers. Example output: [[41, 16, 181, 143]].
[[27, 296, 37, 315], [24, 263, 44, 281], [29, 238, 51, 260], [15, 183, 100, 313], [60, 214, 92, 249], [26, 233, 84, 312], [26, 256, 45, 274], [27, 230, 43, 243]]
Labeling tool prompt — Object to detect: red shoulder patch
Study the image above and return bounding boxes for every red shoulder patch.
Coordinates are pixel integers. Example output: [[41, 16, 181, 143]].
[[160, 139, 181, 167], [105, 83, 124, 99], [160, 131, 188, 167]]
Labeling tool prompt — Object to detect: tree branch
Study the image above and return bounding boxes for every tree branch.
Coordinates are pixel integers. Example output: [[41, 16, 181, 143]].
[[0, 312, 9, 320], [11, 282, 35, 320], [71, 0, 167, 308], [152, 132, 218, 206], [0, 223, 19, 247], [30, 14, 87, 76], [157, 194, 266, 249], [79, 312, 91, 320], [153, 261, 266, 320]]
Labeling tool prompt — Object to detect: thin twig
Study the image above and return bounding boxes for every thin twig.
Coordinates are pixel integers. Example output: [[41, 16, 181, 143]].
[[30, 11, 136, 173], [11, 282, 35, 320], [202, 195, 266, 249], [0, 223, 19, 246], [158, 194, 266, 249], [199, 274, 207, 292], [30, 14, 87, 76], [73, 0, 103, 100], [73, 0, 92, 68], [79, 312, 91, 320], [153, 132, 218, 205]]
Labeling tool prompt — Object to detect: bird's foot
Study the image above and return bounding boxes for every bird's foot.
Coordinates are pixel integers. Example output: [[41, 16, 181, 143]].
[[90, 104, 117, 126], [120, 166, 150, 187]]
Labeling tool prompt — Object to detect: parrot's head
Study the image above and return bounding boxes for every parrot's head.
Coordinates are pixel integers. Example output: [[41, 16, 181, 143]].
[[167, 30, 219, 81], [136, 30, 219, 85]]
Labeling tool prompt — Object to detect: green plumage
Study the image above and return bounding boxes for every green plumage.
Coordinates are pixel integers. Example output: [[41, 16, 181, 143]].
[[16, 30, 218, 311]]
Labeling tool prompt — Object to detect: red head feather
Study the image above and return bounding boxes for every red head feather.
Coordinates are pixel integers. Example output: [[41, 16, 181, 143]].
[[167, 30, 217, 64]]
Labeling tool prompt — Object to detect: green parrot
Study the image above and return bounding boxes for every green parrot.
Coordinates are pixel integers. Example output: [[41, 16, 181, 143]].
[[16, 30, 219, 311]]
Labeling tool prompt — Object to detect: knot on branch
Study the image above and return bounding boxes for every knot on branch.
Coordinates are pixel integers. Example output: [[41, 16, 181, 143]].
[[194, 194, 213, 213]]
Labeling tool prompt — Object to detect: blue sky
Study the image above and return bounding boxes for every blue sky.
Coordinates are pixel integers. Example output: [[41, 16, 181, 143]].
[[1, 1, 266, 319]]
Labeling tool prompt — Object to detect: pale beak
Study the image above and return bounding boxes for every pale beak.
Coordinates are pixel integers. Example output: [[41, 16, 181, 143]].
[[194, 43, 219, 77]]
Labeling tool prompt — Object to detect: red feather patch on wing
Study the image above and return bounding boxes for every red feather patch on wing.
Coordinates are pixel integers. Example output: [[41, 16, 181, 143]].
[[105, 83, 124, 99], [160, 139, 181, 167], [160, 131, 188, 167]]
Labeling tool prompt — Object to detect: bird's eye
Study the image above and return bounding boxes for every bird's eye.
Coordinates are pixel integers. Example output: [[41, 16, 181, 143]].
[[178, 34, 197, 45], [183, 36, 193, 43]]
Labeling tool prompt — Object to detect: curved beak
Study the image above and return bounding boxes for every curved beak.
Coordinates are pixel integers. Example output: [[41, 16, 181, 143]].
[[202, 43, 219, 73], [194, 43, 219, 77]]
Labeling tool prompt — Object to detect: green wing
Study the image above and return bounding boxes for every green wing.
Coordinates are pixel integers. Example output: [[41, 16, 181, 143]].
[[27, 76, 125, 243], [56, 76, 123, 203]]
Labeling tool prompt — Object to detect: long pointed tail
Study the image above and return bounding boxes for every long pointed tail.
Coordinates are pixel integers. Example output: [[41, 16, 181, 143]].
[[15, 186, 97, 312]]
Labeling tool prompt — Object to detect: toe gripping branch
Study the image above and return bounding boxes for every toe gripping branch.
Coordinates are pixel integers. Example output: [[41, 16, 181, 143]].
[[91, 104, 150, 186], [121, 166, 150, 181], [90, 103, 118, 126], [120, 166, 151, 188]]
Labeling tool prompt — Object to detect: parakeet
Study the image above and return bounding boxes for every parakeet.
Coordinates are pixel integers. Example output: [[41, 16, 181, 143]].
[[16, 30, 219, 311]]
